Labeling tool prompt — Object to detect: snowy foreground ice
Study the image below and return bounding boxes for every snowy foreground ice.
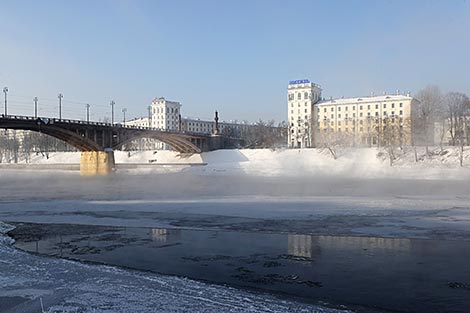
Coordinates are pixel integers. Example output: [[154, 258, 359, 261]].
[[1, 148, 470, 312]]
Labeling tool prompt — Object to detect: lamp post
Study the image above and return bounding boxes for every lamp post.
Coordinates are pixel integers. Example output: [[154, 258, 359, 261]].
[[58, 93, 63, 119], [85, 104, 90, 123], [33, 97, 38, 118], [122, 108, 127, 124], [110, 100, 115, 124], [3, 87, 8, 116]]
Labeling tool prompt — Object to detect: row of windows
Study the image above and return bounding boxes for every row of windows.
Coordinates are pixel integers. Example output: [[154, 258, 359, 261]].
[[288, 92, 310, 101], [290, 110, 403, 121], [326, 110, 403, 119], [152, 107, 179, 114], [319, 102, 403, 113]]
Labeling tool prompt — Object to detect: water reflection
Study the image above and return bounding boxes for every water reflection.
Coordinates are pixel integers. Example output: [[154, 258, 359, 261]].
[[11, 224, 470, 313], [287, 234, 320, 259], [317, 235, 411, 252], [150, 228, 181, 243]]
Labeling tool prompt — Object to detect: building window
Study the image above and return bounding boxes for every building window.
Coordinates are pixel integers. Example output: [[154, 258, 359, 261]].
[[375, 112, 379, 117], [345, 106, 348, 111], [305, 109, 308, 113], [338, 114, 341, 118], [391, 103, 395, 109], [360, 105, 363, 110], [367, 105, 370, 110], [360, 112, 363, 117], [353, 106, 355, 110], [304, 92, 308, 99], [400, 103, 403, 107], [298, 93, 301, 100], [338, 107, 341, 111], [399, 110, 403, 115], [383, 103, 387, 109], [375, 104, 378, 109], [331, 114, 334, 119], [324, 108, 327, 113]]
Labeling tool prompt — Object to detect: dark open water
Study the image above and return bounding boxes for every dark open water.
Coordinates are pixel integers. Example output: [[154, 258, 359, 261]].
[[9, 223, 470, 313]]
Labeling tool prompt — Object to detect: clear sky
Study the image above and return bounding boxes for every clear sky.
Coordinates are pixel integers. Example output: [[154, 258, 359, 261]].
[[1, 0, 469, 123]]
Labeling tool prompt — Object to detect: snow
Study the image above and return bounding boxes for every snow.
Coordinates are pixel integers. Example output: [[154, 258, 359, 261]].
[[14, 146, 470, 180]]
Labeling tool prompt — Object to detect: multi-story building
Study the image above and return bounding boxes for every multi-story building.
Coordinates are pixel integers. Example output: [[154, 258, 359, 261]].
[[123, 97, 256, 150], [287, 79, 420, 148], [314, 94, 419, 147], [150, 97, 181, 130], [181, 118, 214, 134], [287, 80, 322, 148], [124, 116, 149, 128]]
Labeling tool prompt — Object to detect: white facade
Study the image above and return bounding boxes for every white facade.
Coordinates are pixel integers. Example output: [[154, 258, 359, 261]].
[[287, 79, 420, 148], [150, 97, 181, 130], [314, 94, 418, 146], [124, 116, 149, 128], [182, 118, 214, 134], [287, 80, 322, 148]]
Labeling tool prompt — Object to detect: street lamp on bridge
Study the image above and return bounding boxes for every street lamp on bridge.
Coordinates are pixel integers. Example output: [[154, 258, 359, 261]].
[[122, 108, 127, 124], [33, 97, 38, 118], [110, 100, 115, 125], [58, 93, 63, 120], [85, 104, 90, 123], [3, 87, 8, 116]]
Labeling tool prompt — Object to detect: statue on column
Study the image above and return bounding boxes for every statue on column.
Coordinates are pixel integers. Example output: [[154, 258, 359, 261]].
[[214, 110, 219, 135]]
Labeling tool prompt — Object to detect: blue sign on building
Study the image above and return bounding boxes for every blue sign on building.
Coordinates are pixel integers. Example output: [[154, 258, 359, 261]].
[[289, 79, 310, 85]]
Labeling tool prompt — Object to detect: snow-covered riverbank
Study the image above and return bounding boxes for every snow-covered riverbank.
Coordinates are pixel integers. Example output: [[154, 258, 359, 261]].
[[5, 147, 470, 179]]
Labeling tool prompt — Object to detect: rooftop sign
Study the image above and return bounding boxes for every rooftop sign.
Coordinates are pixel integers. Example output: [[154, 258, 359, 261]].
[[289, 79, 310, 85]]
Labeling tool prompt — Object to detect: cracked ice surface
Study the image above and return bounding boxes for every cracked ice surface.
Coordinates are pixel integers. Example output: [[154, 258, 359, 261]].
[[0, 223, 349, 313]]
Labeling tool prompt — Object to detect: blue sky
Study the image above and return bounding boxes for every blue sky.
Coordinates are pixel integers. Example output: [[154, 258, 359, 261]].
[[1, 0, 469, 123]]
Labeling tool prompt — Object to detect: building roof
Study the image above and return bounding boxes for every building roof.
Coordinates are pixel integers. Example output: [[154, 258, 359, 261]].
[[315, 94, 414, 106]]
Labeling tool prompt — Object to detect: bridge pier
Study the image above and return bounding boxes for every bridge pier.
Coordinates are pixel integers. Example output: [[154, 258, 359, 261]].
[[80, 150, 115, 176]]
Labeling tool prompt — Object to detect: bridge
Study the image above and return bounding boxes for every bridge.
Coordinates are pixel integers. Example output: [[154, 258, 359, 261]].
[[0, 114, 241, 175]]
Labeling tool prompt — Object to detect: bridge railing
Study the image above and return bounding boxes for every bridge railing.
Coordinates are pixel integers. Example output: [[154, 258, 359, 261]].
[[1, 114, 212, 137]]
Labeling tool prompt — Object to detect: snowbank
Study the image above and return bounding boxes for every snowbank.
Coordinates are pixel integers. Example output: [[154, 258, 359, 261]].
[[6, 147, 470, 180]]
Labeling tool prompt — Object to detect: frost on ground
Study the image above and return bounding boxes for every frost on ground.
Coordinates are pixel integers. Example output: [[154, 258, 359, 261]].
[[0, 222, 350, 313]]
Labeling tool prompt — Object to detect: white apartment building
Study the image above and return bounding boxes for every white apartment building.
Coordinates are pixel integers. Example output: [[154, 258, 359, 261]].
[[288, 79, 420, 148], [150, 97, 181, 130], [287, 80, 322, 148], [181, 118, 214, 134], [315, 94, 419, 147], [124, 116, 149, 128]]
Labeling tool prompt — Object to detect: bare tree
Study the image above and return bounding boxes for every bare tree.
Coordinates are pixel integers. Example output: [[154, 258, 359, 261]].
[[442, 92, 470, 166], [415, 86, 442, 156]]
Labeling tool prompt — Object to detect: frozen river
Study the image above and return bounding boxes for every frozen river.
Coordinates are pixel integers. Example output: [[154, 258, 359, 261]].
[[1, 168, 470, 312]]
